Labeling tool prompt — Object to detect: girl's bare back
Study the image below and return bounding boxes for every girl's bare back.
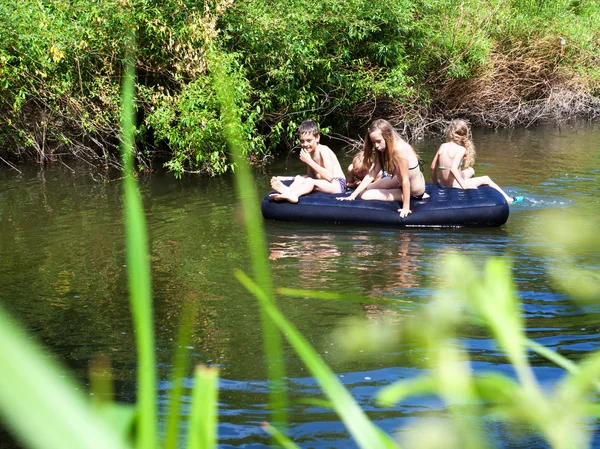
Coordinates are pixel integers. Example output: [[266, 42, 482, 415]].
[[436, 142, 465, 186]]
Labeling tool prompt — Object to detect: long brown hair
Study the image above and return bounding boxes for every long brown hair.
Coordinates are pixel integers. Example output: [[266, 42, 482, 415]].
[[445, 119, 476, 169], [362, 119, 405, 175]]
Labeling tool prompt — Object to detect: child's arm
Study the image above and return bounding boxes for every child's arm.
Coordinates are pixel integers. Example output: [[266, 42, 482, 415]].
[[395, 155, 412, 217], [300, 147, 335, 181], [450, 147, 468, 189], [430, 150, 440, 184], [337, 162, 380, 200], [346, 164, 358, 188]]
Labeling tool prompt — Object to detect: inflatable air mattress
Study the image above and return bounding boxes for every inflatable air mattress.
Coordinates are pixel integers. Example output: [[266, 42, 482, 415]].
[[261, 183, 509, 227]]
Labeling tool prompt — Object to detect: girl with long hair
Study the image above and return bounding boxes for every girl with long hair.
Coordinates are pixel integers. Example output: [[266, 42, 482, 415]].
[[337, 119, 426, 218], [430, 119, 522, 204]]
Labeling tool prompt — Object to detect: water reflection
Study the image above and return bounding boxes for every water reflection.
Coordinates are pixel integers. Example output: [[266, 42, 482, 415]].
[[269, 234, 341, 279], [268, 228, 428, 293]]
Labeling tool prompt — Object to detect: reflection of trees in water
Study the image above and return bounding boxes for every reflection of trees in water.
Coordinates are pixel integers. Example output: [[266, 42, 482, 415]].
[[361, 301, 410, 323], [0, 174, 243, 382], [347, 232, 425, 294]]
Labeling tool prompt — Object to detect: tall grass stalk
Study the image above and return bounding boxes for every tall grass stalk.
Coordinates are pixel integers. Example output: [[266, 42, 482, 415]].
[[165, 303, 198, 449], [262, 423, 301, 449], [207, 47, 288, 428], [187, 366, 219, 449], [235, 270, 398, 449], [120, 41, 157, 449]]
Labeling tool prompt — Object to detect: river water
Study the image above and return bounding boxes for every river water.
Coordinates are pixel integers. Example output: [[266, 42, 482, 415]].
[[0, 123, 599, 448]]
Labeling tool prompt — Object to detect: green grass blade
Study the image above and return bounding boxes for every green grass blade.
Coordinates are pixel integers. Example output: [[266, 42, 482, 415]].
[[376, 375, 437, 407], [525, 338, 579, 374], [207, 47, 287, 427], [446, 255, 537, 390], [187, 366, 219, 449], [89, 355, 115, 409], [236, 270, 399, 449], [277, 287, 411, 304], [165, 302, 198, 449], [262, 423, 302, 449], [0, 305, 132, 449], [96, 403, 137, 443], [558, 350, 600, 400], [120, 40, 157, 449]]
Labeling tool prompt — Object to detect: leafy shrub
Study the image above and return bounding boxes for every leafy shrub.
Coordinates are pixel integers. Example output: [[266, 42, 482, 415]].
[[220, 0, 419, 144], [0, 0, 598, 173], [140, 56, 265, 177]]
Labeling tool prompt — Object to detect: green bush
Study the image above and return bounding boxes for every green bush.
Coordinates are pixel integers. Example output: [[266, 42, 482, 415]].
[[221, 0, 419, 143], [140, 55, 265, 177]]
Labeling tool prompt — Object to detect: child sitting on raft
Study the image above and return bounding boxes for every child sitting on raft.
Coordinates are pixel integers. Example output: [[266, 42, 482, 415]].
[[270, 120, 347, 203], [346, 151, 384, 189], [430, 119, 523, 204], [337, 119, 427, 218]]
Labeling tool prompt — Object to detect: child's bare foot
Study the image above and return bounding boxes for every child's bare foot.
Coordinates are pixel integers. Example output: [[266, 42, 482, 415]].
[[270, 177, 289, 194], [269, 192, 299, 203]]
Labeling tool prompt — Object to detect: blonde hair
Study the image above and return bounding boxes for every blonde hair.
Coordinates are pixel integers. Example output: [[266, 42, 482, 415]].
[[363, 119, 406, 175], [351, 151, 370, 179], [445, 119, 476, 169]]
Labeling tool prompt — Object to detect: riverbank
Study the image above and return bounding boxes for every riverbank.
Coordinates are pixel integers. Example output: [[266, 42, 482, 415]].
[[1, 0, 599, 175]]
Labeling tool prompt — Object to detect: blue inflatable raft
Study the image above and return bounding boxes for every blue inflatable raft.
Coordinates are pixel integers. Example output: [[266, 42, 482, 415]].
[[261, 183, 509, 228]]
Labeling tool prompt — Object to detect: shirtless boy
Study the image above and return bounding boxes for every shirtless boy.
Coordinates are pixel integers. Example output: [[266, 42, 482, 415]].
[[269, 120, 347, 203]]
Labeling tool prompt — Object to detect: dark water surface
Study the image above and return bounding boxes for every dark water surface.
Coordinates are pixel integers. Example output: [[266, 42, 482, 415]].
[[1, 123, 599, 448]]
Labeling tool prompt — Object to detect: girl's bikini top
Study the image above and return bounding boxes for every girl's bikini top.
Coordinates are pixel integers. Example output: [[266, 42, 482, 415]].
[[438, 160, 463, 170]]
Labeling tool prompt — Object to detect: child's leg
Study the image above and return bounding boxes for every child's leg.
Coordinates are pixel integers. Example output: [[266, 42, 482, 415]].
[[365, 176, 399, 190], [271, 175, 305, 194], [269, 177, 315, 203], [360, 176, 403, 201], [464, 176, 514, 203], [270, 176, 290, 194], [461, 167, 475, 179], [313, 179, 343, 194], [360, 188, 403, 201]]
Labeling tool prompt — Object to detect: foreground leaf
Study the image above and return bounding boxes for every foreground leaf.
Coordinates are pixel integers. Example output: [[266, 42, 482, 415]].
[[0, 306, 132, 449], [236, 270, 399, 449]]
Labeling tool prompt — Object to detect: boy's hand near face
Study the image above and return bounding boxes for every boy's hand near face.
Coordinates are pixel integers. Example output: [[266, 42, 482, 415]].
[[299, 148, 313, 165]]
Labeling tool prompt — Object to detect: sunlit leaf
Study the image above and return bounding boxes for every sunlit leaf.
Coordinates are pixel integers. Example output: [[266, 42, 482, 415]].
[[377, 375, 437, 407], [0, 306, 132, 449]]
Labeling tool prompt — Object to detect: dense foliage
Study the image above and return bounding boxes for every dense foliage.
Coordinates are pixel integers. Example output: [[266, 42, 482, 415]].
[[0, 0, 599, 175]]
